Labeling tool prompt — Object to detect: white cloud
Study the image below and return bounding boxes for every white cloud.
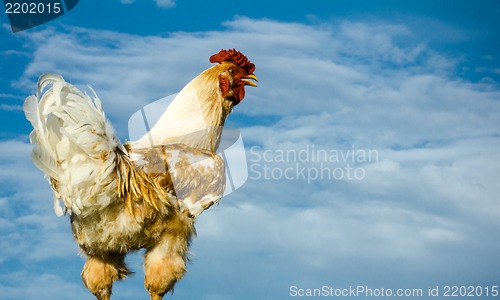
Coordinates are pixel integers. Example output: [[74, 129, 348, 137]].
[[0, 272, 86, 300], [0, 93, 17, 98], [119, 0, 176, 8], [18, 16, 498, 147], [5, 16, 500, 299], [154, 0, 175, 8], [0, 104, 22, 111]]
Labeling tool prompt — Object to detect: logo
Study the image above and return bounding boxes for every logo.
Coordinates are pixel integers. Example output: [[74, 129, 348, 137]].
[[128, 92, 249, 197], [3, 0, 79, 33]]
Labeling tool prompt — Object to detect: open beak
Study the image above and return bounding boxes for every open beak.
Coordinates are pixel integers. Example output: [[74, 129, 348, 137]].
[[242, 74, 258, 87]]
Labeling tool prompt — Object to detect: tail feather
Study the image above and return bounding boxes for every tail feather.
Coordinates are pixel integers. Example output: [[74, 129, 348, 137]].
[[23, 95, 39, 128], [24, 73, 124, 216]]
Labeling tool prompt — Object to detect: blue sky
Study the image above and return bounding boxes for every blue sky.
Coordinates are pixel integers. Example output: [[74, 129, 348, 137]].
[[1, 1, 500, 299]]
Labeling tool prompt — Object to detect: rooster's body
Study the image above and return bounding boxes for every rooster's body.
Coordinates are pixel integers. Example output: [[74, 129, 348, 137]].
[[23, 49, 257, 300]]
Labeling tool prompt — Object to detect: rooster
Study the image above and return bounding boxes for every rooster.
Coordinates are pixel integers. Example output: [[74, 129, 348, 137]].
[[23, 49, 257, 300]]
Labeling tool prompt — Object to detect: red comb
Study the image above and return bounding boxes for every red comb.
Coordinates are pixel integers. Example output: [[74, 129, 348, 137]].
[[209, 49, 255, 74]]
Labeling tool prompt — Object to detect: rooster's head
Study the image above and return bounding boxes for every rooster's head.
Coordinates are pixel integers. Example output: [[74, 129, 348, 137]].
[[209, 48, 258, 106]]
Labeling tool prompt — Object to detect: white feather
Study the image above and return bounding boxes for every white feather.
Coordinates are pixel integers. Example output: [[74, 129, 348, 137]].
[[23, 73, 123, 216]]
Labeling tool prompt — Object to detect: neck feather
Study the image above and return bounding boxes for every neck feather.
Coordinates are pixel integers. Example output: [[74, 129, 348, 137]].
[[132, 67, 233, 152]]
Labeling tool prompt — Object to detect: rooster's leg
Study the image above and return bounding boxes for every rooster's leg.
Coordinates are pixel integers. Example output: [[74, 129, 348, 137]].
[[81, 253, 129, 300], [144, 216, 193, 300]]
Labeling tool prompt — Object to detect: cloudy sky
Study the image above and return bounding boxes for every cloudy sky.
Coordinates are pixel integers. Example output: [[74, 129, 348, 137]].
[[1, 0, 500, 299]]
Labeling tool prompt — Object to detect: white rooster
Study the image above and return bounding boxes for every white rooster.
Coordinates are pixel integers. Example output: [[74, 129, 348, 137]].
[[23, 49, 257, 300]]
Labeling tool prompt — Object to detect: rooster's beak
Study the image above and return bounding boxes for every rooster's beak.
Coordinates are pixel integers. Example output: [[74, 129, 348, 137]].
[[242, 74, 258, 87]]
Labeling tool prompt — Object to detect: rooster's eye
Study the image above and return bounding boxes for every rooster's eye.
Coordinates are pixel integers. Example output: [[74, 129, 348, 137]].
[[228, 67, 235, 74]]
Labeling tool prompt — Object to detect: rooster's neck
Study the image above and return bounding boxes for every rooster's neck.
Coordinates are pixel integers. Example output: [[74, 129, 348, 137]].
[[132, 71, 232, 152]]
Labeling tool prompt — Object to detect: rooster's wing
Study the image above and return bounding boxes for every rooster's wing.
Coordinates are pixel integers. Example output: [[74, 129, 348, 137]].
[[128, 145, 226, 218]]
